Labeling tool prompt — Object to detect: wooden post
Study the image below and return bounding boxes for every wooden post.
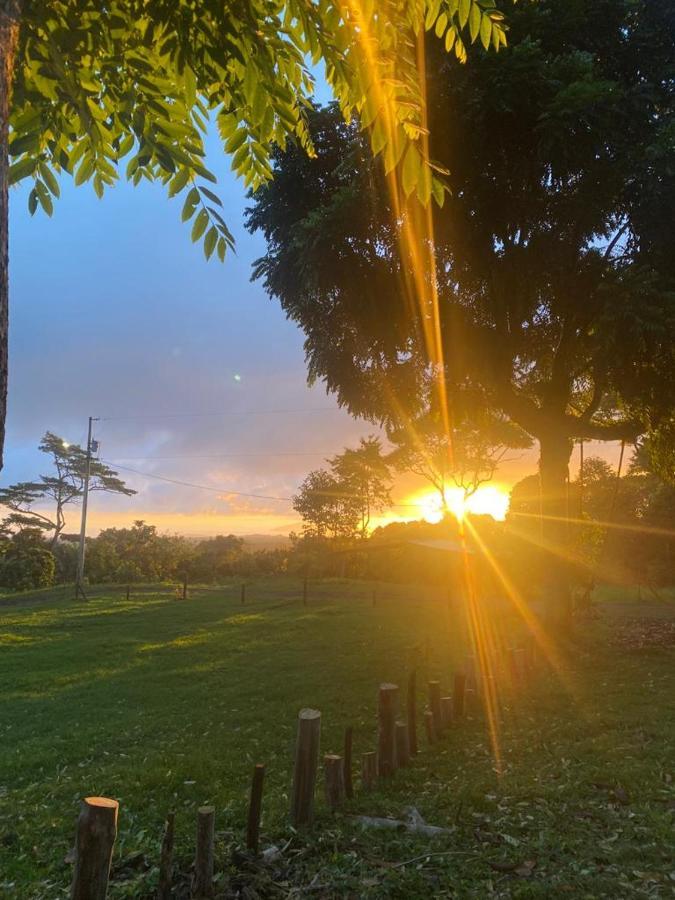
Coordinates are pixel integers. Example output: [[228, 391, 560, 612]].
[[440, 696, 453, 730], [302, 576, 308, 607], [395, 722, 410, 767], [240, 583, 246, 605], [377, 683, 399, 777], [182, 577, 188, 601], [125, 585, 130, 602], [71, 796, 119, 900], [324, 754, 345, 811], [343, 727, 354, 799], [193, 806, 215, 898], [246, 764, 265, 855], [290, 708, 321, 826], [453, 673, 466, 719], [157, 811, 175, 900], [428, 680, 442, 736], [407, 670, 418, 756], [465, 653, 479, 693], [424, 710, 435, 745], [361, 751, 377, 791]]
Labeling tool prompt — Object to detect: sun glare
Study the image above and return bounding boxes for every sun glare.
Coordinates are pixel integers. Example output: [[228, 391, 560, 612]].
[[413, 485, 509, 523]]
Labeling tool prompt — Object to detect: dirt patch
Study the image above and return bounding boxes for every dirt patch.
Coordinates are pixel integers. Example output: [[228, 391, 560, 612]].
[[611, 616, 675, 650]]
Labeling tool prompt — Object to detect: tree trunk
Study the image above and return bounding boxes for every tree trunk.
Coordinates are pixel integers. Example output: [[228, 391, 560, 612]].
[[0, 1, 21, 472], [538, 430, 574, 626]]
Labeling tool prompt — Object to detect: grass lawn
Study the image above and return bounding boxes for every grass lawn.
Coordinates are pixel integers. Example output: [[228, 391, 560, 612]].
[[0, 577, 674, 898]]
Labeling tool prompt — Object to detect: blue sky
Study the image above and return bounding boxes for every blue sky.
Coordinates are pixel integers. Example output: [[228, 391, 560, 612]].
[[5, 115, 623, 536], [5, 124, 378, 535]]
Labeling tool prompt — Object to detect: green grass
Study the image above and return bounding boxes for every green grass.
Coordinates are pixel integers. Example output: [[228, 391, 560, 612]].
[[0, 577, 673, 898]]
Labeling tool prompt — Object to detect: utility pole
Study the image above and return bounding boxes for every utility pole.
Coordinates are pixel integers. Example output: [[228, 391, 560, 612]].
[[75, 416, 99, 600]]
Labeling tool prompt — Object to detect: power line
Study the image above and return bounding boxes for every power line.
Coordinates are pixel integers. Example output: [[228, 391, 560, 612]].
[[106, 460, 420, 509], [100, 407, 346, 422], [108, 451, 335, 461], [105, 461, 294, 502]]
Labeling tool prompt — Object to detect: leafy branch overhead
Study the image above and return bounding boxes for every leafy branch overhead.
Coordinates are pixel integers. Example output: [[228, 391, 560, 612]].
[[9, 0, 510, 258]]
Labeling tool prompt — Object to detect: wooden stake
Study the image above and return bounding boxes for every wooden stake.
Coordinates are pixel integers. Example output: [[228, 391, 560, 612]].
[[290, 708, 321, 826], [361, 751, 377, 791], [240, 583, 246, 605], [440, 696, 453, 730], [246, 764, 265, 855], [377, 683, 399, 777], [424, 710, 435, 745], [125, 585, 130, 602], [182, 577, 188, 601], [428, 680, 442, 736], [193, 806, 215, 898], [71, 796, 119, 900], [407, 670, 418, 756], [395, 722, 410, 767], [343, 727, 354, 799], [453, 672, 466, 719], [324, 754, 345, 810], [157, 811, 175, 900]]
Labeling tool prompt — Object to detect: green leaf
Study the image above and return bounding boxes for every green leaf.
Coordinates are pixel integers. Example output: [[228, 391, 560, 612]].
[[435, 12, 448, 37], [168, 167, 191, 198], [217, 236, 227, 262], [469, 3, 481, 42], [191, 208, 208, 242], [9, 157, 37, 185], [480, 14, 492, 50], [203, 226, 218, 260], [38, 163, 60, 198], [459, 0, 471, 28], [35, 181, 54, 216], [27, 188, 38, 216], [74, 155, 95, 186], [198, 186, 222, 207], [181, 187, 199, 221]]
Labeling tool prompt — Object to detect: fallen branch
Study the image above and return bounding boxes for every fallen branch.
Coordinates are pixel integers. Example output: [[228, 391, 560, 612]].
[[348, 806, 451, 837]]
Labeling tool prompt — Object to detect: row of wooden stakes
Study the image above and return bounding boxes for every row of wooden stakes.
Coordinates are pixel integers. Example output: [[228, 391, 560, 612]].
[[69, 642, 537, 899]]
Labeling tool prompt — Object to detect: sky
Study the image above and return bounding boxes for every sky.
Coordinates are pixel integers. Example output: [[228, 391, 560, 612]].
[[4, 124, 625, 538]]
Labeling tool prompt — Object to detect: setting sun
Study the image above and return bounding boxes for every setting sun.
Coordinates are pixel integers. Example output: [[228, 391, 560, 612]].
[[412, 485, 510, 523]]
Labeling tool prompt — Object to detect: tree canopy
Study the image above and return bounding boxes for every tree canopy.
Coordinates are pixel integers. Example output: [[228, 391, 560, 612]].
[[246, 0, 675, 614]]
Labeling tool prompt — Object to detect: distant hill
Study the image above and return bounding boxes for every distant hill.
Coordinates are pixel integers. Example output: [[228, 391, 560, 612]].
[[240, 534, 292, 551]]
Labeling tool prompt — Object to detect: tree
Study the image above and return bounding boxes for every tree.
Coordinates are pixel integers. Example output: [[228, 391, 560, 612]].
[[247, 0, 675, 618], [388, 405, 531, 511], [292, 469, 357, 540], [189, 534, 244, 582], [0, 430, 135, 546], [0, 0, 510, 471], [85, 519, 192, 583], [0, 527, 55, 590], [329, 437, 392, 537], [293, 437, 391, 539]]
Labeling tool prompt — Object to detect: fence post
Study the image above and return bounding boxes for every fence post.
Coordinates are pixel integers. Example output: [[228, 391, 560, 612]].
[[157, 811, 175, 900], [441, 696, 453, 730], [70, 796, 119, 900], [125, 585, 130, 602], [377, 683, 399, 777], [241, 583, 246, 605], [324, 754, 345, 811], [453, 672, 466, 719], [246, 764, 265, 855], [182, 577, 188, 601], [193, 806, 215, 898], [424, 710, 435, 745], [290, 708, 321, 826], [361, 751, 377, 791], [395, 722, 410, 767], [428, 680, 442, 737], [343, 727, 354, 799], [407, 670, 418, 756]]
